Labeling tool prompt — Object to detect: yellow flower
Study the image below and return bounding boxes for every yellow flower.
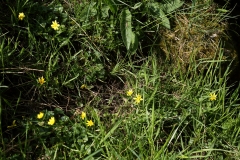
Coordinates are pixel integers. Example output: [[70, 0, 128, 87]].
[[18, 12, 25, 20], [209, 93, 217, 101], [7, 120, 17, 128], [51, 20, 60, 30], [86, 120, 94, 127], [81, 111, 86, 120], [37, 112, 44, 119], [37, 76, 46, 85], [48, 117, 55, 125], [126, 89, 133, 96], [80, 84, 86, 89], [133, 94, 143, 104]]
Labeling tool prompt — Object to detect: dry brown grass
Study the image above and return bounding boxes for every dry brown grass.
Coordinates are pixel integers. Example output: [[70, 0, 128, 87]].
[[159, 2, 238, 73]]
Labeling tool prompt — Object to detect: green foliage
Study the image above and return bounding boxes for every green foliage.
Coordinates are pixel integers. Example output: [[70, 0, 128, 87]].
[[147, 2, 171, 29], [1, 0, 240, 159], [70, 0, 184, 54], [3, 109, 98, 159], [120, 8, 138, 53], [0, 0, 106, 94], [118, 0, 184, 52]]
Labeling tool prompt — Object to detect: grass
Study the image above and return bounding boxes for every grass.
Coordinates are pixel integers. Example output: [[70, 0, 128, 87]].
[[1, 0, 240, 159]]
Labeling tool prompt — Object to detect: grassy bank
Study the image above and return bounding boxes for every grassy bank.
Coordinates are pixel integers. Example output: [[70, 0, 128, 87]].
[[1, 0, 240, 159]]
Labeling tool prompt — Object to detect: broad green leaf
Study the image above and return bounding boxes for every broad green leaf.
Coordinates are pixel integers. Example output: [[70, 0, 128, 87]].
[[130, 32, 138, 53], [53, 4, 64, 13], [79, 2, 97, 22], [120, 8, 133, 51], [101, 5, 110, 18], [55, 107, 64, 115], [159, 9, 170, 29], [147, 2, 170, 29], [104, 0, 117, 14], [147, 2, 161, 16], [159, 0, 184, 13]]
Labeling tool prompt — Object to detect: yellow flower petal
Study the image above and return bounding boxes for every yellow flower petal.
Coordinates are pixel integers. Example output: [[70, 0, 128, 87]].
[[209, 93, 217, 101], [51, 20, 60, 30], [48, 117, 55, 125], [80, 84, 86, 89], [37, 76, 46, 85], [126, 89, 133, 96], [86, 120, 94, 127], [18, 12, 25, 20], [81, 111, 86, 120], [133, 94, 143, 104], [37, 112, 44, 119]]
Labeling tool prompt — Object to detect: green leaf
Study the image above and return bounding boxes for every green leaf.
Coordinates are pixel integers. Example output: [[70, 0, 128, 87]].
[[104, 0, 117, 14], [119, 9, 139, 53], [53, 4, 64, 13], [79, 2, 97, 22], [60, 116, 69, 122], [59, 38, 70, 47], [147, 2, 170, 29], [159, 0, 184, 14], [217, 8, 229, 13], [132, 2, 142, 10], [130, 32, 138, 53], [54, 108, 64, 115], [159, 9, 170, 29], [101, 5, 110, 18], [120, 8, 133, 51]]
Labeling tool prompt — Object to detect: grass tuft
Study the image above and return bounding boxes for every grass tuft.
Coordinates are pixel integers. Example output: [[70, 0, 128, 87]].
[[1, 0, 240, 159]]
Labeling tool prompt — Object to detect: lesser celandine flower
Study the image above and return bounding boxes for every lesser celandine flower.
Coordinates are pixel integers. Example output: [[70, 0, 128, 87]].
[[7, 120, 17, 128], [37, 76, 46, 85], [80, 84, 86, 89], [126, 89, 133, 96], [133, 94, 143, 104], [37, 112, 44, 119], [18, 12, 25, 20], [86, 120, 94, 127], [81, 111, 86, 120], [51, 20, 60, 30], [209, 93, 217, 101], [48, 117, 55, 125]]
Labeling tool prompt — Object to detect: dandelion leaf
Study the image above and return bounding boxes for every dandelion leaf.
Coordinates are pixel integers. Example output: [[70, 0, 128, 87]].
[[120, 8, 133, 51], [130, 31, 138, 53], [147, 2, 170, 29], [104, 0, 117, 14], [159, 0, 184, 14]]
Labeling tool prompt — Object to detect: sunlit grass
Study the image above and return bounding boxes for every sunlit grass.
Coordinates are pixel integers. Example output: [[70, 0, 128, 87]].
[[0, 0, 240, 159]]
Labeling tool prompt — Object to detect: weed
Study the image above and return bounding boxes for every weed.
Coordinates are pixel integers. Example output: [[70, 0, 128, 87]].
[[1, 0, 240, 159]]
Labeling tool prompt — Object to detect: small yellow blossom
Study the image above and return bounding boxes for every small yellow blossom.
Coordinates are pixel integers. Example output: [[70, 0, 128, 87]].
[[18, 12, 25, 20], [81, 111, 86, 120], [133, 94, 143, 104], [37, 112, 44, 119], [51, 20, 60, 30], [126, 89, 133, 96], [48, 117, 55, 125], [86, 120, 94, 127], [80, 84, 86, 89], [37, 76, 46, 85], [209, 93, 217, 101], [7, 120, 17, 128]]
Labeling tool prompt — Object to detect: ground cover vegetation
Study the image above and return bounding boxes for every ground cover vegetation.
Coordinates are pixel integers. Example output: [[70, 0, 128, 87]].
[[1, 0, 240, 159]]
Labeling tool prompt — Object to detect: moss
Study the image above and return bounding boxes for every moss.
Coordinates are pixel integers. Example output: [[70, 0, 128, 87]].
[[159, 2, 238, 75]]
